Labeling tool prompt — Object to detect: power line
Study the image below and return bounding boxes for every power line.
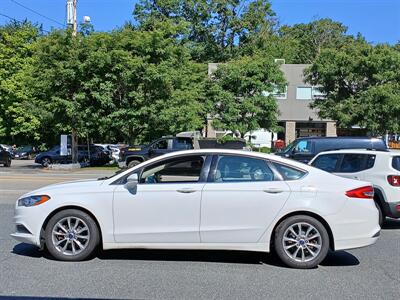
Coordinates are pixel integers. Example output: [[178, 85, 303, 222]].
[[9, 0, 65, 27], [0, 12, 51, 33]]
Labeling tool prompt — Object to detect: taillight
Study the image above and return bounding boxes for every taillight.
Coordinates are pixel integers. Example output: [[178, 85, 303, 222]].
[[387, 175, 400, 186], [345, 186, 374, 199]]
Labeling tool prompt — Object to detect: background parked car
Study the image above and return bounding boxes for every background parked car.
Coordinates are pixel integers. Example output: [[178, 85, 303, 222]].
[[35, 145, 111, 167], [14, 145, 37, 159], [276, 137, 387, 163], [310, 149, 400, 225], [0, 144, 15, 159], [119, 136, 193, 168], [0, 145, 12, 167]]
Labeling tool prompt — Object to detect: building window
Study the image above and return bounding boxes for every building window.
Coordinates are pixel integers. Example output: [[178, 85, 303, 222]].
[[263, 85, 287, 100], [312, 87, 326, 99], [296, 87, 312, 100]]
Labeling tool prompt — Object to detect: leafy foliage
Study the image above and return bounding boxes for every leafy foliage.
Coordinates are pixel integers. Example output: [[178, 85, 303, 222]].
[[306, 40, 400, 134], [208, 54, 285, 136]]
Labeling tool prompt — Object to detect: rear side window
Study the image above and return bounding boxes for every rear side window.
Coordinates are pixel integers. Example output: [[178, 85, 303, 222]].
[[212, 155, 274, 182], [393, 156, 400, 171], [338, 154, 375, 173], [175, 138, 193, 150], [272, 162, 307, 180], [311, 154, 341, 172]]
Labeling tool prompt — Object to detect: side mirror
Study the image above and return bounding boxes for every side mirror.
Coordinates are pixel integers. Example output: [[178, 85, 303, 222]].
[[124, 173, 138, 194]]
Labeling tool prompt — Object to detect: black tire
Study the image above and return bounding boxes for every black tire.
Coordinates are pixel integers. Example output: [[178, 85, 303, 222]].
[[128, 159, 141, 168], [45, 209, 100, 261], [375, 202, 384, 227], [41, 157, 52, 167], [4, 157, 11, 167], [274, 215, 330, 269]]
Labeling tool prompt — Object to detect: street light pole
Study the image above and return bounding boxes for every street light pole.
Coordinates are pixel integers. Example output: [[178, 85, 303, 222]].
[[67, 0, 78, 162]]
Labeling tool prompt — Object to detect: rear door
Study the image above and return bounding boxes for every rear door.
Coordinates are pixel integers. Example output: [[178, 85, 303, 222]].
[[200, 154, 291, 243]]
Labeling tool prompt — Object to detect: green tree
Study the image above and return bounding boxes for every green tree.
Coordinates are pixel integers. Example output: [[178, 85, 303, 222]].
[[305, 40, 400, 134], [280, 18, 349, 63], [134, 0, 276, 62], [207, 54, 285, 137], [0, 21, 41, 144]]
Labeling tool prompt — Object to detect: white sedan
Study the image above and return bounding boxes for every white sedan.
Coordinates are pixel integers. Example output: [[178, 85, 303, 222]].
[[11, 149, 380, 268]]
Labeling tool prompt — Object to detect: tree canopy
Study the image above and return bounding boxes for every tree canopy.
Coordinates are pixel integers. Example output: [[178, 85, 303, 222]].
[[0, 0, 398, 147]]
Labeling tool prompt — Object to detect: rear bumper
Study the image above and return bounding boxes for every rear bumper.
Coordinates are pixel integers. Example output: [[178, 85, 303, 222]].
[[327, 197, 381, 251]]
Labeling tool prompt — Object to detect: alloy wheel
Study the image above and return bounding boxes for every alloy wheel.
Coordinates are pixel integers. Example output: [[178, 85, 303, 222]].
[[282, 222, 322, 262], [51, 217, 91, 256]]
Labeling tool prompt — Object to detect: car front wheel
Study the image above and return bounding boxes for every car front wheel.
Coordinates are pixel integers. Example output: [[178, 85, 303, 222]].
[[274, 215, 329, 269], [128, 159, 141, 168], [45, 209, 100, 261], [41, 157, 52, 167]]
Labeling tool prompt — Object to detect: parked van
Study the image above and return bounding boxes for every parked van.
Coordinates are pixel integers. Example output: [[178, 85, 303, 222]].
[[275, 137, 387, 163]]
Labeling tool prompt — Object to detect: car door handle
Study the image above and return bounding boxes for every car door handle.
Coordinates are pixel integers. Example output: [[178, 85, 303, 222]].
[[263, 188, 284, 194], [177, 188, 196, 193]]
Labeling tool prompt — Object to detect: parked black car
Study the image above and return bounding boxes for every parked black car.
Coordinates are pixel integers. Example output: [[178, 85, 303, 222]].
[[35, 145, 111, 167], [275, 137, 387, 163], [119, 136, 193, 168], [14, 145, 36, 159], [0, 144, 15, 159], [0, 145, 12, 167]]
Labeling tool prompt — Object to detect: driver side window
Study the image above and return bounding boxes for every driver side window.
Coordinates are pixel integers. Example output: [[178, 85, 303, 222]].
[[211, 155, 274, 182], [140, 155, 204, 184]]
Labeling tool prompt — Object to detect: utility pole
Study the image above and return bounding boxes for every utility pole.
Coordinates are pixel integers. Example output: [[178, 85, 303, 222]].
[[67, 0, 78, 162]]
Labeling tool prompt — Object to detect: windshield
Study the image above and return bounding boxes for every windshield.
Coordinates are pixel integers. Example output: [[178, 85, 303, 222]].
[[281, 141, 297, 153], [17, 146, 32, 152]]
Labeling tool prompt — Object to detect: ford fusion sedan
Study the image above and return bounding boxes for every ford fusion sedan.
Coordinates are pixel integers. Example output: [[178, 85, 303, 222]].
[[11, 149, 380, 269]]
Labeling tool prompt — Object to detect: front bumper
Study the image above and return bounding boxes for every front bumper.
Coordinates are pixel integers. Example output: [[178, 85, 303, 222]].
[[118, 160, 126, 169], [10, 206, 45, 247]]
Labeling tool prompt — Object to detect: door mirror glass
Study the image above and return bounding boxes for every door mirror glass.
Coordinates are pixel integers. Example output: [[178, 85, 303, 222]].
[[124, 173, 138, 193]]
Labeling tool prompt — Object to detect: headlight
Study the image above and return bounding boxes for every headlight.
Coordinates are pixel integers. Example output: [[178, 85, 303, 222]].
[[18, 195, 50, 207]]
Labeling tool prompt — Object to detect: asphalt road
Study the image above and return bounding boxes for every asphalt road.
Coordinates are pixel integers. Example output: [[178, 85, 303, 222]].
[[0, 160, 399, 299]]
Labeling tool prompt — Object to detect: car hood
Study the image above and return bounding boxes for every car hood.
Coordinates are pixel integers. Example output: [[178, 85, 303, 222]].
[[20, 179, 105, 198]]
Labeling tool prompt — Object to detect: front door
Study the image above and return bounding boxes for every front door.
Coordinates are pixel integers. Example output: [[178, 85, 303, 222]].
[[113, 155, 206, 243], [200, 155, 291, 243]]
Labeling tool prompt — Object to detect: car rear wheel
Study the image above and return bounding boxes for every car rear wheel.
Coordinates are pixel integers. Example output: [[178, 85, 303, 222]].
[[128, 159, 141, 168], [41, 157, 52, 167], [274, 215, 329, 269], [45, 209, 100, 261]]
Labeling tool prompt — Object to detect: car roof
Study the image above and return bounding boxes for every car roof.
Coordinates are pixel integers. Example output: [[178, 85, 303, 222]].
[[314, 149, 396, 156], [110, 149, 315, 182], [296, 136, 383, 141]]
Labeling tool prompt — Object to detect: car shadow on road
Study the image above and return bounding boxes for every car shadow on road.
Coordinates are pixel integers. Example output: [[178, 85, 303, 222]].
[[382, 218, 400, 230], [13, 243, 359, 268]]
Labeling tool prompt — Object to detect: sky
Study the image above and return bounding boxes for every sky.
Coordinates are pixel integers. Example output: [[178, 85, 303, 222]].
[[0, 0, 399, 44]]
